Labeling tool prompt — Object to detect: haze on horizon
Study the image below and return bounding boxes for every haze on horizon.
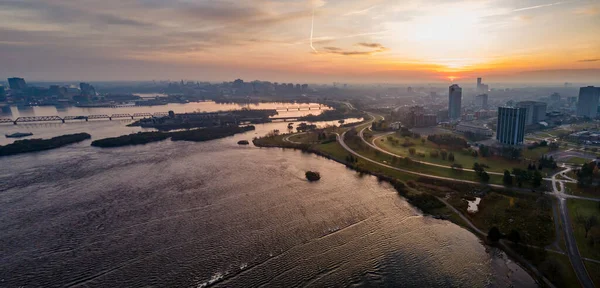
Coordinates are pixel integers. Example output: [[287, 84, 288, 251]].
[[0, 0, 599, 84]]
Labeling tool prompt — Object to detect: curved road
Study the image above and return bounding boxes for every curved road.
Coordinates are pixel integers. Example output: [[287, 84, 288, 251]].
[[551, 169, 596, 288], [339, 113, 598, 288]]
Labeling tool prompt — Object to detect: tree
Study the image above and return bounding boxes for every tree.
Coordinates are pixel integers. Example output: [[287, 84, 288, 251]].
[[507, 230, 521, 245], [421, 138, 426, 144], [473, 163, 489, 182], [487, 227, 503, 242], [430, 150, 439, 158], [480, 171, 490, 182], [440, 149, 448, 160], [577, 214, 599, 238], [513, 168, 529, 187], [479, 145, 490, 157], [473, 163, 483, 174], [408, 147, 416, 155], [448, 152, 455, 162], [532, 170, 543, 188], [503, 170, 513, 186]]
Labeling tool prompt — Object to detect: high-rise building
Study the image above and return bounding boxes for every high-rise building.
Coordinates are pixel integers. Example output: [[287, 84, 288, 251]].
[[550, 93, 561, 102], [448, 84, 462, 120], [7, 77, 27, 90], [476, 77, 489, 94], [496, 107, 527, 145], [516, 101, 547, 125], [475, 94, 488, 109], [576, 86, 600, 118]]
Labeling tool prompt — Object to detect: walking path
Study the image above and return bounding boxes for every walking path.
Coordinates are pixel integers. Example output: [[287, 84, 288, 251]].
[[550, 168, 595, 288], [283, 113, 599, 287]]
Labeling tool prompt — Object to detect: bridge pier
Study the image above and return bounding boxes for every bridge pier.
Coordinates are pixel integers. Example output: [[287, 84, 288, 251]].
[[13, 121, 17, 125], [85, 118, 88, 122], [109, 117, 112, 121], [61, 119, 65, 123]]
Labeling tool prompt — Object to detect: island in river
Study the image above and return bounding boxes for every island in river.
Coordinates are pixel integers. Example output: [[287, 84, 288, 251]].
[[0, 133, 91, 157], [91, 125, 255, 147]]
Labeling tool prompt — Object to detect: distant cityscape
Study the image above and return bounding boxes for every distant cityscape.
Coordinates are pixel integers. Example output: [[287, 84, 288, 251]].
[[1, 76, 599, 148]]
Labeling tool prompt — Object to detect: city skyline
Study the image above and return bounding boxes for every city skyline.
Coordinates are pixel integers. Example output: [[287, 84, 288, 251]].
[[0, 0, 598, 83]]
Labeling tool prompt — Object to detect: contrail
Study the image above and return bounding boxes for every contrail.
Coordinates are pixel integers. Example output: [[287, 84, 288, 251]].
[[310, 6, 318, 53], [513, 1, 573, 12]]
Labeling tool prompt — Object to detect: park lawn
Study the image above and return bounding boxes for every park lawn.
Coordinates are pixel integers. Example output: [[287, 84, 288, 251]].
[[289, 132, 320, 144], [565, 157, 592, 165], [567, 198, 600, 261], [252, 133, 289, 146], [585, 261, 600, 288], [345, 136, 505, 185], [544, 253, 580, 288], [565, 182, 600, 199], [375, 135, 527, 173], [316, 141, 351, 160], [316, 141, 418, 182], [522, 146, 550, 160], [467, 192, 555, 247]]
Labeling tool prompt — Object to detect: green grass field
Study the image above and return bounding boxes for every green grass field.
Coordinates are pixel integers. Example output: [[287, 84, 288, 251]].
[[567, 198, 600, 261], [375, 135, 526, 173], [585, 261, 600, 288], [522, 146, 550, 160], [565, 157, 592, 165], [472, 192, 555, 246], [565, 182, 600, 199], [345, 135, 506, 184]]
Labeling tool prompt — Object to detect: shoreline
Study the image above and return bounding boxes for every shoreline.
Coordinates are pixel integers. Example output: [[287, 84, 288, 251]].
[[252, 138, 555, 288]]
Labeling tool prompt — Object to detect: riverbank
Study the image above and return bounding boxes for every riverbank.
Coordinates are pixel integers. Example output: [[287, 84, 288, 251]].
[[253, 132, 567, 287], [92, 125, 255, 147], [0, 133, 91, 157]]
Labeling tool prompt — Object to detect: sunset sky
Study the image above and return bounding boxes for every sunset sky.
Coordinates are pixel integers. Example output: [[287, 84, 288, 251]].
[[0, 0, 599, 83]]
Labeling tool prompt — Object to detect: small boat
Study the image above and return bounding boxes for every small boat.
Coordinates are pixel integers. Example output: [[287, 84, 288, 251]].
[[6, 132, 33, 138], [237, 140, 250, 145]]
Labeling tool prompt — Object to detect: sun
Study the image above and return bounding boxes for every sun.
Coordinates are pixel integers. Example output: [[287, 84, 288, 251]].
[[447, 76, 459, 82]]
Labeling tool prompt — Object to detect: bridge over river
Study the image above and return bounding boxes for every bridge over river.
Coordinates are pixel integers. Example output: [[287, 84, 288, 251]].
[[275, 105, 322, 112], [0, 107, 322, 125], [0, 112, 170, 125]]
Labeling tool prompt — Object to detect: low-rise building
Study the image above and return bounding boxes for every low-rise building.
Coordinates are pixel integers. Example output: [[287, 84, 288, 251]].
[[456, 123, 493, 137], [389, 122, 402, 130]]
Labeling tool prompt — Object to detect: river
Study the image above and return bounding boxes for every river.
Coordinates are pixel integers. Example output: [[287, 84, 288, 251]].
[[0, 104, 536, 287], [0, 101, 328, 118]]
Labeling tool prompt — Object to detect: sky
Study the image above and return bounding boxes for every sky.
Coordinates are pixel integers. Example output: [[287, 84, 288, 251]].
[[0, 0, 599, 84]]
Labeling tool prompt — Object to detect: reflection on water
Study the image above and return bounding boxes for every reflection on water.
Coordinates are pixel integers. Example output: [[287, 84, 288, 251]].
[[0, 121, 536, 287], [0, 116, 360, 146], [0, 101, 328, 119]]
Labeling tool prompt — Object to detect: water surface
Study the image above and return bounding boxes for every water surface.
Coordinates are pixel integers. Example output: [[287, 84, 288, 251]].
[[0, 121, 536, 287]]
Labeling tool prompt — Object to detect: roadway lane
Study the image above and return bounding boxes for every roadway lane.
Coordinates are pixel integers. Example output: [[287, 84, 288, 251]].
[[552, 170, 596, 288]]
